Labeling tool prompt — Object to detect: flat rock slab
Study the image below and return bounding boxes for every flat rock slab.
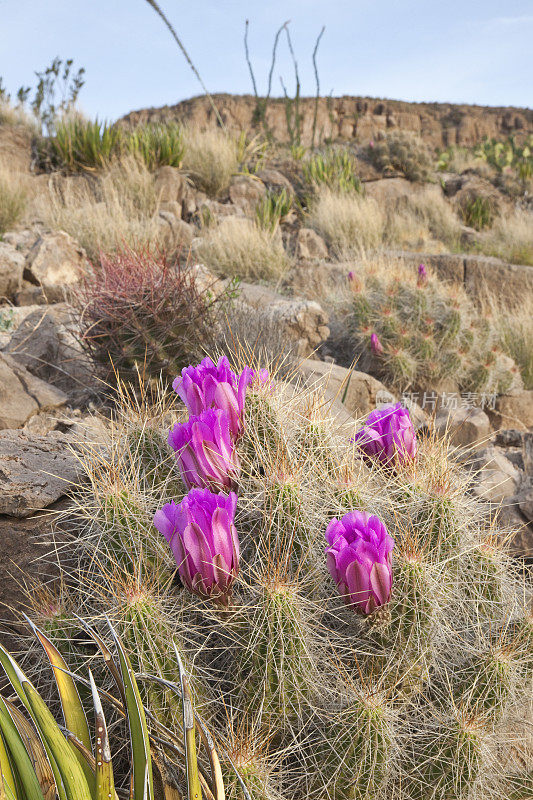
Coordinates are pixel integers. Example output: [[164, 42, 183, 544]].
[[0, 430, 82, 517]]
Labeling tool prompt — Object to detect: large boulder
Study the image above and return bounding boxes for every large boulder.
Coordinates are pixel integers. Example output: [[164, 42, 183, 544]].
[[24, 232, 88, 303], [229, 174, 266, 215], [0, 430, 82, 517], [238, 283, 330, 357], [298, 358, 395, 418], [0, 241, 24, 301], [471, 446, 521, 503], [434, 405, 492, 450], [488, 390, 533, 431], [0, 352, 67, 429], [297, 228, 329, 260]]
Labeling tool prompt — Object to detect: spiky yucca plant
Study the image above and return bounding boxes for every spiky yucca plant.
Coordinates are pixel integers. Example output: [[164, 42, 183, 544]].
[[24, 364, 533, 800], [341, 259, 522, 394]]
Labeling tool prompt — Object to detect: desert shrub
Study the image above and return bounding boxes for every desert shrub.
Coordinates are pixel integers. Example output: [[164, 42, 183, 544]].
[[0, 167, 27, 232], [338, 257, 521, 394], [459, 194, 495, 230], [308, 188, 385, 256], [367, 132, 433, 181], [25, 359, 533, 800], [436, 146, 495, 178], [197, 216, 290, 281], [303, 148, 362, 193], [126, 121, 185, 170], [255, 188, 293, 232], [73, 245, 228, 384], [182, 126, 239, 196], [484, 208, 533, 266], [38, 156, 164, 260], [494, 300, 533, 389], [40, 117, 123, 171], [385, 188, 462, 250]]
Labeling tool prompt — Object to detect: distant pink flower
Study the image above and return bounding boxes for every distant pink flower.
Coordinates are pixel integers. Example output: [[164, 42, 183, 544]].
[[371, 333, 384, 355], [417, 263, 427, 286], [348, 271, 355, 281], [369, 140, 375, 149]]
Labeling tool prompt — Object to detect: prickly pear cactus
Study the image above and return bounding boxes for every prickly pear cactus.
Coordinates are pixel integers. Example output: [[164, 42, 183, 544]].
[[27, 367, 533, 800]]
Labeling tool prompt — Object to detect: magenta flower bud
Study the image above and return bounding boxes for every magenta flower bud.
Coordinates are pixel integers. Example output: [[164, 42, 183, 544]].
[[173, 356, 257, 439], [348, 270, 355, 281], [169, 408, 240, 491], [370, 333, 384, 355], [154, 489, 239, 604], [417, 263, 427, 286], [353, 403, 417, 466], [369, 140, 375, 149], [325, 511, 394, 614]]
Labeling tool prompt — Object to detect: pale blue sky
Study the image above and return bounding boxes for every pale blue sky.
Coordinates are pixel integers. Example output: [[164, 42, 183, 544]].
[[0, 1, 531, 122]]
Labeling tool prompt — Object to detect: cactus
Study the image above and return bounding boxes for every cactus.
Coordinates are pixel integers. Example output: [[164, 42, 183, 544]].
[[343, 258, 522, 395], [22, 363, 533, 800]]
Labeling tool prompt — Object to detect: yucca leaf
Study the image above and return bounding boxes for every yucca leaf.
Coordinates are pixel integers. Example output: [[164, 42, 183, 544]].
[[0, 647, 68, 800], [22, 682, 93, 800], [0, 698, 45, 800], [174, 645, 202, 800], [75, 616, 126, 708], [0, 725, 17, 800], [106, 617, 154, 800], [89, 670, 116, 800], [195, 717, 224, 800], [25, 617, 94, 788], [2, 699, 55, 800]]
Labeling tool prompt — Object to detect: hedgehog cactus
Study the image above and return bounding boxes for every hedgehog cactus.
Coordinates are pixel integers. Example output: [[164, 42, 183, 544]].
[[25, 356, 533, 800], [343, 259, 522, 395]]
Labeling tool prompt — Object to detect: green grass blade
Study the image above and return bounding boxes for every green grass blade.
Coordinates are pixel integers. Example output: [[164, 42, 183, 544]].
[[0, 698, 45, 800], [0, 726, 17, 800], [88, 671, 116, 800], [22, 682, 93, 800], [106, 617, 154, 800], [174, 645, 202, 800]]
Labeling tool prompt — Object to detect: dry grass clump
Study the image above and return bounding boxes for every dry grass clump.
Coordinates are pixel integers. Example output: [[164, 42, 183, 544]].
[[385, 188, 462, 251], [0, 165, 27, 233], [308, 188, 385, 256], [36, 155, 164, 260], [484, 208, 533, 266], [182, 126, 239, 196], [492, 298, 533, 389], [197, 215, 290, 282], [0, 98, 38, 131]]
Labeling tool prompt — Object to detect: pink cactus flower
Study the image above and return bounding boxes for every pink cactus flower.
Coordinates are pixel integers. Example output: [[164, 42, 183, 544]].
[[352, 403, 417, 467], [325, 511, 394, 614], [417, 263, 428, 286], [154, 488, 239, 604], [169, 408, 240, 492], [371, 333, 384, 355]]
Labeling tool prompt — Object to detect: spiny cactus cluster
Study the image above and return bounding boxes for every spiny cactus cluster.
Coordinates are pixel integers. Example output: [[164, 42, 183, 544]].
[[25, 359, 532, 800], [342, 259, 522, 394], [367, 131, 433, 182]]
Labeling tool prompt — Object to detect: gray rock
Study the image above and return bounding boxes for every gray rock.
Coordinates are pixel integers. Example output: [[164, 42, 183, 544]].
[[434, 405, 492, 450], [25, 232, 88, 303], [495, 429, 524, 448], [154, 166, 188, 208], [0, 430, 82, 517], [297, 228, 329, 260], [523, 432, 533, 475], [0, 352, 67, 429], [298, 359, 394, 418], [0, 241, 24, 301], [256, 168, 294, 196], [488, 390, 533, 431], [229, 174, 266, 214], [157, 213, 194, 248], [471, 446, 521, 503]]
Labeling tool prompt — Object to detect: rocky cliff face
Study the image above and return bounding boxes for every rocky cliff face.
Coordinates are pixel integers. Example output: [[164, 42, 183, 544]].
[[121, 93, 533, 148]]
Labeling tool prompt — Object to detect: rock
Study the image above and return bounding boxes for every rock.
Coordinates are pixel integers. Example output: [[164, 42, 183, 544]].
[[496, 501, 533, 558], [0, 352, 68, 429], [298, 359, 395, 418], [434, 405, 492, 450], [158, 200, 183, 217], [518, 484, 533, 524], [25, 232, 88, 303], [495, 429, 524, 448], [297, 228, 329, 260], [229, 174, 266, 215], [3, 309, 62, 381], [523, 432, 533, 474], [1, 228, 39, 254], [14, 284, 47, 306], [471, 446, 521, 503], [157, 213, 194, 248], [488, 390, 533, 431], [0, 241, 24, 301], [238, 283, 330, 358], [154, 166, 188, 207], [256, 168, 294, 196], [0, 430, 82, 517], [284, 260, 351, 302]]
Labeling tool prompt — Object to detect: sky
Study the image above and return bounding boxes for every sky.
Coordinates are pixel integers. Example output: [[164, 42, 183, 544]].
[[0, 1, 531, 122]]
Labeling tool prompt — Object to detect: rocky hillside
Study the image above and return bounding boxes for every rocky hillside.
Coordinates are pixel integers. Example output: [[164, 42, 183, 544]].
[[121, 93, 533, 148]]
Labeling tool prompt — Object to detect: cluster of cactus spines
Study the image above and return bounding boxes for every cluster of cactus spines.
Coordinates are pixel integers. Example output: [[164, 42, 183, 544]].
[[344, 259, 522, 394], [23, 356, 533, 799]]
